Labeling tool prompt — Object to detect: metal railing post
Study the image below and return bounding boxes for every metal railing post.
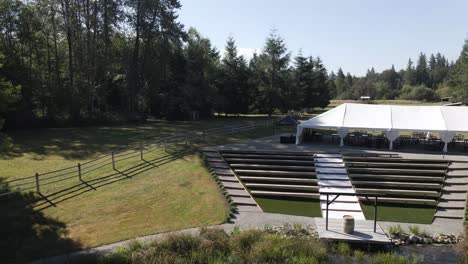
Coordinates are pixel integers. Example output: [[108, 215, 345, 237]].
[[326, 194, 329, 230], [78, 163, 82, 182], [374, 196, 378, 233], [35, 173, 40, 194], [111, 151, 116, 170]]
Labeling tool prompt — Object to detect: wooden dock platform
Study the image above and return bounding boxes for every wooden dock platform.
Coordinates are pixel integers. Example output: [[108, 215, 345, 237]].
[[315, 218, 391, 244]]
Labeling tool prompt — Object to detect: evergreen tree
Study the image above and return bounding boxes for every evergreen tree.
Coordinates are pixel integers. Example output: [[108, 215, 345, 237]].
[[218, 36, 251, 115], [416, 53, 430, 86], [255, 30, 291, 114], [335, 68, 347, 98]]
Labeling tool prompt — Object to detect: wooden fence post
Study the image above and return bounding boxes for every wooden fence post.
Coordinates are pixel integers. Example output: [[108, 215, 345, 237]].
[[140, 143, 144, 160], [35, 173, 40, 193], [78, 163, 82, 182], [111, 151, 116, 170]]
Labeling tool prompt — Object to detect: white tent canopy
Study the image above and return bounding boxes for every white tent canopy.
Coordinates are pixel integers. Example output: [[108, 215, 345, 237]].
[[296, 103, 468, 152]]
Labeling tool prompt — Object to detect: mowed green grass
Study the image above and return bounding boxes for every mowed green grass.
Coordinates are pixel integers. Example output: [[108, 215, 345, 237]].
[[361, 203, 435, 224], [0, 116, 283, 260], [255, 197, 322, 217]]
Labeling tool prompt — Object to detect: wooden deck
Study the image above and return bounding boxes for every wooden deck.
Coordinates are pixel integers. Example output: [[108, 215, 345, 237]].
[[315, 218, 391, 244]]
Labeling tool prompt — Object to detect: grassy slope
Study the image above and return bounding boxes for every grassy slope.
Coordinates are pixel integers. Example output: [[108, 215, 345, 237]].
[[255, 197, 322, 217], [0, 116, 285, 260], [361, 203, 435, 224]]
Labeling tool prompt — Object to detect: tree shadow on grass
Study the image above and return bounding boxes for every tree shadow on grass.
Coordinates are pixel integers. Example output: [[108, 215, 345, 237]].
[[0, 179, 81, 263], [0, 116, 274, 161], [33, 147, 194, 212]]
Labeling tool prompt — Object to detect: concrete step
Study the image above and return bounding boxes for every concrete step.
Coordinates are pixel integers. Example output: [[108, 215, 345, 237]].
[[234, 169, 316, 177], [445, 176, 468, 185], [314, 158, 343, 163], [223, 182, 245, 189], [218, 176, 238, 182], [446, 170, 468, 176], [250, 190, 320, 199], [224, 158, 315, 165], [239, 176, 317, 184], [315, 163, 345, 168], [318, 180, 352, 187], [346, 161, 448, 169], [347, 167, 446, 175], [225, 188, 250, 197], [316, 173, 349, 180], [437, 200, 466, 209], [229, 164, 315, 171], [449, 163, 468, 169], [352, 181, 442, 189], [222, 153, 315, 161], [245, 183, 319, 191], [237, 205, 262, 212], [440, 191, 467, 201], [349, 174, 444, 182], [321, 194, 360, 203], [213, 168, 235, 176], [206, 158, 224, 163], [433, 208, 464, 219], [443, 184, 468, 192], [204, 152, 222, 158], [208, 162, 230, 169], [314, 153, 342, 158], [231, 197, 257, 206], [316, 168, 347, 174], [319, 186, 355, 193], [355, 188, 440, 197], [321, 210, 366, 220]]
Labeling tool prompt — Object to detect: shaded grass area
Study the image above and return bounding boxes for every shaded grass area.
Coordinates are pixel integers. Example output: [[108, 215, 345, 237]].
[[255, 197, 322, 217], [361, 203, 435, 224]]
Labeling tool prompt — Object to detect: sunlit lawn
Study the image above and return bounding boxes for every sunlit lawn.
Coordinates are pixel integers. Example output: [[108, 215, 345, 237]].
[[0, 116, 282, 261]]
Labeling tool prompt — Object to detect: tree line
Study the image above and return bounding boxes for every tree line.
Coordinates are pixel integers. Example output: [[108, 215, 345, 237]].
[[0, 0, 467, 130], [331, 47, 468, 102]]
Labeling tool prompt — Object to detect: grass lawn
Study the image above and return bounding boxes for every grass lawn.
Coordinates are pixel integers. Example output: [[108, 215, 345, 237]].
[[0, 116, 283, 261], [361, 203, 435, 224], [255, 197, 322, 217]]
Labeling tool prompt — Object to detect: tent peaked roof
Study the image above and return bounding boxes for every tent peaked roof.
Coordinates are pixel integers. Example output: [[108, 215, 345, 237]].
[[299, 103, 468, 132], [275, 115, 300, 126]]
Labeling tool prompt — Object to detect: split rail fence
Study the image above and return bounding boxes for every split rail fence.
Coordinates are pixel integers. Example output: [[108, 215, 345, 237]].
[[0, 118, 281, 198]]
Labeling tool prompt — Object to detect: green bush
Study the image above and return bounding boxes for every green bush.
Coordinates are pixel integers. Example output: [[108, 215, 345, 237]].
[[399, 85, 440, 102], [98, 227, 428, 264], [388, 225, 404, 236]]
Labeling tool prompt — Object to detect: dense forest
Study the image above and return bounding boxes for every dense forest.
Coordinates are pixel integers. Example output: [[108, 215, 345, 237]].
[[0, 0, 467, 130]]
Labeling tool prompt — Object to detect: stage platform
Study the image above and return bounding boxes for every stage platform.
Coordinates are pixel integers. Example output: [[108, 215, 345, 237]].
[[315, 218, 391, 244]]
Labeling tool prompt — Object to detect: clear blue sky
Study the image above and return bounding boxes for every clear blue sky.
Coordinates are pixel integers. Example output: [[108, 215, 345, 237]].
[[178, 0, 468, 76]]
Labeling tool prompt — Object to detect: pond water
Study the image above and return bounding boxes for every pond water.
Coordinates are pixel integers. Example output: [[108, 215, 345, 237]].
[[395, 244, 462, 264]]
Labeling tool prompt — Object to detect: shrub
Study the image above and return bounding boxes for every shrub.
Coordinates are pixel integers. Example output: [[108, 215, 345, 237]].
[[399, 85, 440, 102], [337, 242, 351, 255], [388, 225, 405, 236], [372, 252, 410, 264], [408, 225, 421, 236]]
